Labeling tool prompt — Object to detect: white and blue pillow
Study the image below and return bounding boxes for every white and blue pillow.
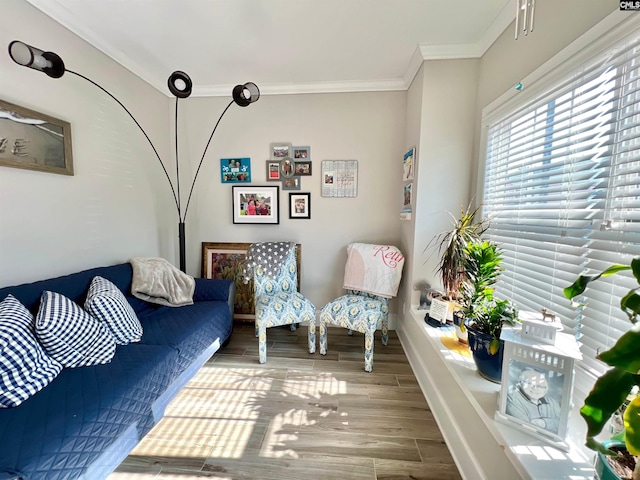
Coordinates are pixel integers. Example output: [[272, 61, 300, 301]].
[[36, 291, 116, 368], [0, 294, 63, 408], [84, 276, 142, 345]]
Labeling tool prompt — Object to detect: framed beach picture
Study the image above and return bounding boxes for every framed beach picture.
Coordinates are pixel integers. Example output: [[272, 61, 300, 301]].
[[220, 157, 251, 183], [232, 185, 279, 224], [0, 98, 73, 176], [201, 242, 302, 322]]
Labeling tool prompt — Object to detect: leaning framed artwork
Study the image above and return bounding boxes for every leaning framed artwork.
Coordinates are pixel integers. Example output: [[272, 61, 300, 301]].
[[0, 98, 73, 175], [201, 242, 302, 322], [232, 185, 279, 224]]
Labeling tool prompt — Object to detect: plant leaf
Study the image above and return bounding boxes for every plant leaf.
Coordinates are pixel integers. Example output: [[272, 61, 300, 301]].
[[489, 337, 500, 355], [563, 264, 631, 299], [580, 367, 637, 438], [599, 326, 640, 372], [624, 396, 640, 455]]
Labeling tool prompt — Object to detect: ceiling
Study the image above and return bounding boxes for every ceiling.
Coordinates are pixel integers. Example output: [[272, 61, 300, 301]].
[[25, 0, 516, 97]]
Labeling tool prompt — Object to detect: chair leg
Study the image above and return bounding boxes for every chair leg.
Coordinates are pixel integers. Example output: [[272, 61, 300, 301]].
[[364, 329, 374, 372], [381, 316, 389, 346], [319, 318, 328, 355], [308, 318, 316, 354], [290, 323, 297, 332], [255, 323, 259, 338], [258, 324, 268, 364]]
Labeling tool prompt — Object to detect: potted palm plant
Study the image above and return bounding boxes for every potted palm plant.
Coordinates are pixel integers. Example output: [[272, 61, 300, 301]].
[[426, 203, 488, 338], [564, 258, 640, 480], [461, 240, 519, 383]]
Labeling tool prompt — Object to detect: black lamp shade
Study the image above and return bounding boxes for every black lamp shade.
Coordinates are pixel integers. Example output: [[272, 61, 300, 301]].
[[232, 82, 260, 107], [168, 71, 192, 98], [8, 40, 65, 78]]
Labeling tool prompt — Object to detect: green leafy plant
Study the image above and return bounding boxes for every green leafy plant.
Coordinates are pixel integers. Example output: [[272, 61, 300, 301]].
[[564, 258, 640, 477], [428, 203, 488, 299], [460, 240, 519, 353]]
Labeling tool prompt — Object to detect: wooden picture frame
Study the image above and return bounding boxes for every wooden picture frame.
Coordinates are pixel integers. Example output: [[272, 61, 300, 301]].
[[0, 98, 73, 176], [201, 242, 302, 322], [232, 185, 279, 224]]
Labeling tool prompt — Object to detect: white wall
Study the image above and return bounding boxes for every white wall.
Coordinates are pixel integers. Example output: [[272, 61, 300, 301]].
[[0, 0, 174, 287], [180, 91, 406, 310], [396, 59, 479, 322]]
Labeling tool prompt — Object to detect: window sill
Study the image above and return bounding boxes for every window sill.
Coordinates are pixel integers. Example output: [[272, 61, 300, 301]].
[[397, 308, 595, 480]]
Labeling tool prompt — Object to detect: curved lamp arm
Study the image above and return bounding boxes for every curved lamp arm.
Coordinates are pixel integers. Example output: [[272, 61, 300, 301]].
[[68, 69, 181, 215], [8, 40, 260, 273]]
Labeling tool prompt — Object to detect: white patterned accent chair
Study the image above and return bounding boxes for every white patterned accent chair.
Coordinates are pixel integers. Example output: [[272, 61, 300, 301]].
[[317, 243, 404, 372], [251, 244, 316, 364], [318, 290, 389, 372]]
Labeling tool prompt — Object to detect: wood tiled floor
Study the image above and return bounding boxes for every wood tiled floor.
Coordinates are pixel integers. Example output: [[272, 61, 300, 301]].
[[108, 324, 462, 480]]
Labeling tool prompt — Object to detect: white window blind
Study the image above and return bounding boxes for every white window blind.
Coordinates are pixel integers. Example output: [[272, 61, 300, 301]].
[[483, 29, 640, 377]]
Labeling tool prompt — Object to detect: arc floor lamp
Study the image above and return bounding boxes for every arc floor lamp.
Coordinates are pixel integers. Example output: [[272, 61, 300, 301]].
[[8, 40, 260, 273]]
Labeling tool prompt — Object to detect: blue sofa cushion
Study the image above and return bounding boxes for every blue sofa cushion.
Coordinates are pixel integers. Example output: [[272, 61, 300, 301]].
[[36, 291, 116, 368], [0, 343, 179, 480], [85, 276, 142, 345], [0, 295, 63, 408], [138, 300, 233, 371]]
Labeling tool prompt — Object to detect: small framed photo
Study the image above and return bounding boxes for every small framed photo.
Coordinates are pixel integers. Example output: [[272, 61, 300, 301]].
[[280, 157, 295, 178], [266, 160, 281, 181], [294, 160, 312, 176], [220, 158, 251, 183], [270, 142, 292, 159], [289, 192, 311, 219], [232, 185, 279, 224], [282, 177, 301, 190], [293, 146, 310, 159]]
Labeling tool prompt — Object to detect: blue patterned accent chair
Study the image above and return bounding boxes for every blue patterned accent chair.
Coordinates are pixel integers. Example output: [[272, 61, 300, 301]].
[[253, 246, 316, 363], [318, 290, 389, 372]]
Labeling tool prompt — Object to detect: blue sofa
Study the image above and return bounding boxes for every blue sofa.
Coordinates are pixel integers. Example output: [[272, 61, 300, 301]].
[[0, 262, 235, 480]]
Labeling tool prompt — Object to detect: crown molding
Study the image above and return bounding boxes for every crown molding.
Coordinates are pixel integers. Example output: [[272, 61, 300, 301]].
[[24, 0, 514, 97]]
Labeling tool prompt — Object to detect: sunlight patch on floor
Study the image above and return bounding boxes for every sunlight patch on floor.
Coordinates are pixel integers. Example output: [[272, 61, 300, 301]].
[[283, 371, 347, 398], [130, 418, 255, 459], [260, 408, 312, 459]]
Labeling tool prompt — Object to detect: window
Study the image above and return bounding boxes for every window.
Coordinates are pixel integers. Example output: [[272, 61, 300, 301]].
[[482, 27, 640, 377]]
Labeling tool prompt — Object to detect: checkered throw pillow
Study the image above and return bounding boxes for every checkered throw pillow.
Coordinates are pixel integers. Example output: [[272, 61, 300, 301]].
[[36, 291, 116, 368], [85, 276, 142, 345], [0, 294, 63, 408]]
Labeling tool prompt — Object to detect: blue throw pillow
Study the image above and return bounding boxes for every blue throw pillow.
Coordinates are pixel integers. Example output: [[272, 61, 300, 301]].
[[85, 276, 142, 345], [36, 291, 116, 368], [0, 294, 63, 408]]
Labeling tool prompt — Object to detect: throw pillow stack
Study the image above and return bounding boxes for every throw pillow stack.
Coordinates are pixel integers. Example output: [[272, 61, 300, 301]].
[[0, 276, 143, 408]]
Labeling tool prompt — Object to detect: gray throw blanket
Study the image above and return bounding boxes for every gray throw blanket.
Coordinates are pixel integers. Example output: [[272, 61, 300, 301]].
[[129, 257, 195, 307], [242, 242, 294, 284]]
